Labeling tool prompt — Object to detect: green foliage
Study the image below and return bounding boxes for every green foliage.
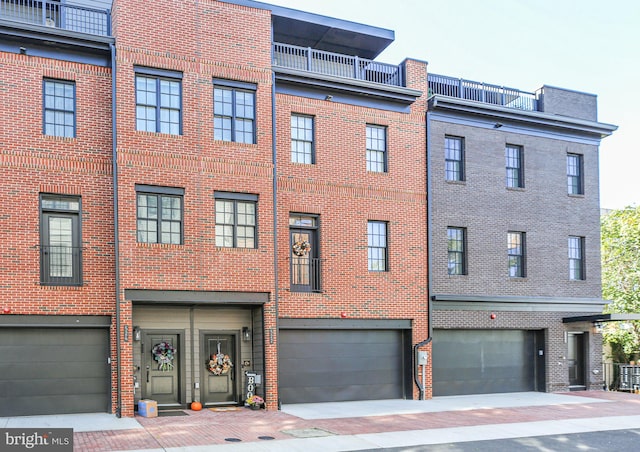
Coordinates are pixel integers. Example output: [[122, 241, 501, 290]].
[[601, 207, 640, 360]]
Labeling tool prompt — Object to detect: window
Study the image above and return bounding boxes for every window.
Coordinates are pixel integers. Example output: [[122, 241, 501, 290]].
[[366, 125, 387, 172], [567, 153, 584, 195], [214, 79, 256, 144], [506, 144, 523, 188], [135, 68, 182, 135], [40, 194, 81, 285], [215, 192, 257, 248], [445, 136, 464, 181], [368, 221, 388, 271], [43, 79, 75, 138], [290, 214, 321, 292], [569, 236, 585, 280], [291, 114, 314, 164], [507, 231, 526, 277], [447, 227, 466, 275], [136, 185, 184, 244]]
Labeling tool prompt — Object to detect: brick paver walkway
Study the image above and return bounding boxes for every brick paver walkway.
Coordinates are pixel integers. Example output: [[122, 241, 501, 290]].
[[74, 391, 640, 451]]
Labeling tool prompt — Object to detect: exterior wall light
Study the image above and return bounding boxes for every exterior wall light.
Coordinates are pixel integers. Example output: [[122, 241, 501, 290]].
[[133, 326, 141, 341], [242, 326, 251, 342]]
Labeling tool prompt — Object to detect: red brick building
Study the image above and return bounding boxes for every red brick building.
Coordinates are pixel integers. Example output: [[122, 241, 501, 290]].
[[0, 0, 429, 417]]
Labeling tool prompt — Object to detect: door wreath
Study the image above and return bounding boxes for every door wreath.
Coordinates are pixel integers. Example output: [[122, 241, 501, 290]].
[[207, 343, 234, 375], [292, 239, 311, 256], [152, 341, 176, 371]]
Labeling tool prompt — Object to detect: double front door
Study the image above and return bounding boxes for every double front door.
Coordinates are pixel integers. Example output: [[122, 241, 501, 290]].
[[141, 331, 239, 407]]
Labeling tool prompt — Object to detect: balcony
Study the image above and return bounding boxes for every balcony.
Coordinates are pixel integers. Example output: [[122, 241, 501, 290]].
[[291, 256, 322, 293], [0, 0, 111, 36], [428, 73, 538, 111], [40, 245, 82, 286], [273, 42, 404, 88]]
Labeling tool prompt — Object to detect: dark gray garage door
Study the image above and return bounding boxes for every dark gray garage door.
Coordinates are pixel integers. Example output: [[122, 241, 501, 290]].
[[279, 329, 405, 404], [432, 329, 536, 396], [0, 328, 110, 416]]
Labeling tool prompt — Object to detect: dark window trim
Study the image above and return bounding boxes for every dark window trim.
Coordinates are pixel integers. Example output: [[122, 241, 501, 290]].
[[42, 78, 76, 138], [213, 80, 257, 144], [213, 78, 257, 91], [445, 135, 465, 182], [214, 191, 258, 202], [214, 194, 258, 249], [134, 66, 184, 79], [447, 226, 467, 275], [135, 71, 183, 135], [291, 113, 315, 164], [506, 144, 524, 189], [136, 184, 185, 196], [368, 220, 389, 272], [135, 186, 184, 245], [39, 193, 82, 286], [507, 231, 526, 278], [567, 153, 584, 195], [569, 235, 586, 280], [366, 123, 388, 173]]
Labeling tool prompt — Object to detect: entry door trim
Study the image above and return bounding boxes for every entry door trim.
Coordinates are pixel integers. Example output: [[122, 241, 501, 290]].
[[199, 330, 242, 406], [567, 331, 587, 388], [141, 329, 187, 407]]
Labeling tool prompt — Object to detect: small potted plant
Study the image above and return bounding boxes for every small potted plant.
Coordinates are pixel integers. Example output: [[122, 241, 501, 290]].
[[246, 395, 264, 410]]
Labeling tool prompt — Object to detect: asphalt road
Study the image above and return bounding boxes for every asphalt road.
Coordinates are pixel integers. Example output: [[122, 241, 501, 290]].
[[357, 428, 640, 451]]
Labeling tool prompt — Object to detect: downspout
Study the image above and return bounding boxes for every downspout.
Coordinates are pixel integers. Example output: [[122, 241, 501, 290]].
[[413, 107, 434, 400], [109, 42, 122, 417], [270, 28, 280, 410]]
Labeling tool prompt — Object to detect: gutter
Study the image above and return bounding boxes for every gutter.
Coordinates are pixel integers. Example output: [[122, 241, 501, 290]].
[[414, 108, 434, 400], [109, 42, 122, 418], [270, 23, 280, 410]]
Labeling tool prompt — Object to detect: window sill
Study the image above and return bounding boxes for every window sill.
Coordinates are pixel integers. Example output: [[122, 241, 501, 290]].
[[135, 130, 183, 138], [445, 179, 466, 185], [136, 242, 183, 248], [43, 135, 76, 141], [40, 284, 83, 290], [568, 193, 585, 198], [506, 186, 525, 192]]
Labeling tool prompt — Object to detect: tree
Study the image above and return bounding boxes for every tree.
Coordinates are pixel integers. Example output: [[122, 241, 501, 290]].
[[601, 206, 640, 361]]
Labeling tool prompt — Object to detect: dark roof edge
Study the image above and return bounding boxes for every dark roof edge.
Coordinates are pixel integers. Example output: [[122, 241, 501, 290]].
[[219, 0, 394, 56], [563, 313, 640, 323], [429, 95, 618, 138]]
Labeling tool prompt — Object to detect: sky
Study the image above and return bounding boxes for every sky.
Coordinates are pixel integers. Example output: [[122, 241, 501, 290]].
[[265, 0, 639, 210]]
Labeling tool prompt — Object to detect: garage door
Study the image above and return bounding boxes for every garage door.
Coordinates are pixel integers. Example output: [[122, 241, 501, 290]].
[[432, 329, 537, 396], [0, 328, 110, 416], [279, 329, 405, 404]]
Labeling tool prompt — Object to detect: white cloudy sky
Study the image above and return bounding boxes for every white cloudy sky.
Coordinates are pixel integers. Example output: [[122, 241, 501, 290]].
[[266, 0, 639, 209]]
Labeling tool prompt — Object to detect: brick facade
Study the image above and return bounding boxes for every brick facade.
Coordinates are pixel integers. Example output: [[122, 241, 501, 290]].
[[0, 0, 614, 418]]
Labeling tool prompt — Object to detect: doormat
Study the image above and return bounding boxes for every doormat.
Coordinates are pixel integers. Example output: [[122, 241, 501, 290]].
[[158, 410, 189, 417], [209, 407, 241, 412]]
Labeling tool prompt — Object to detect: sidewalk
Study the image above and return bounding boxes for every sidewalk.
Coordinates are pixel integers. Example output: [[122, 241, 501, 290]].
[[3, 391, 640, 451]]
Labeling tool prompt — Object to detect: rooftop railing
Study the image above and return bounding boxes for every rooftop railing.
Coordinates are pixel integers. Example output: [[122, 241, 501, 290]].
[[0, 0, 111, 37], [428, 73, 538, 111], [273, 42, 404, 87]]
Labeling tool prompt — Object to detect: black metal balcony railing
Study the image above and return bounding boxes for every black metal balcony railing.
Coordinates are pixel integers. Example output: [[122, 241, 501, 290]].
[[0, 0, 111, 36], [273, 42, 403, 87], [291, 256, 322, 293], [40, 245, 82, 285], [428, 73, 538, 111]]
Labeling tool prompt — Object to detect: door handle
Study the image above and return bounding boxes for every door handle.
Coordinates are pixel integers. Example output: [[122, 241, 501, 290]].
[[146, 365, 150, 383]]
